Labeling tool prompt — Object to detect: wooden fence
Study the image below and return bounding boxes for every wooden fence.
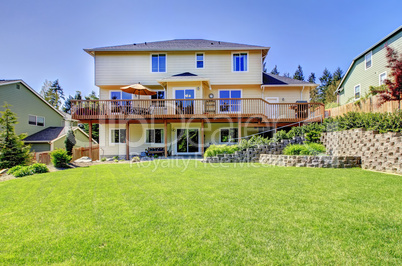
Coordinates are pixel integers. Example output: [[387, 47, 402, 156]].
[[33, 152, 51, 165], [326, 96, 400, 117], [72, 145, 100, 161]]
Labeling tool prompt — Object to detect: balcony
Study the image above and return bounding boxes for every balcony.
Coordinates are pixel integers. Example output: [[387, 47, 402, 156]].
[[71, 98, 325, 123]]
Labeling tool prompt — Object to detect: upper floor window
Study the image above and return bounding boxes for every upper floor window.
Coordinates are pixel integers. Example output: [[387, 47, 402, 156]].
[[233, 53, 248, 72], [151, 54, 166, 72], [365, 51, 372, 69], [146, 129, 164, 144], [354, 85, 361, 100], [111, 91, 132, 100], [29, 115, 45, 127], [196, 53, 204, 68], [111, 129, 126, 144], [379, 72, 387, 85]]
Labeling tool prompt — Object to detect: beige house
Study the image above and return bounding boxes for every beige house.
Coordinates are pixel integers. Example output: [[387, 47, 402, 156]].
[[72, 39, 322, 159]]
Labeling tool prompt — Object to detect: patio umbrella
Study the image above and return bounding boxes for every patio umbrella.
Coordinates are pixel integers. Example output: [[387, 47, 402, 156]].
[[121, 84, 156, 99]]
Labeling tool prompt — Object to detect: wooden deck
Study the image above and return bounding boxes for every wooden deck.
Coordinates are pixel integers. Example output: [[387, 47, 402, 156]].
[[71, 98, 325, 123]]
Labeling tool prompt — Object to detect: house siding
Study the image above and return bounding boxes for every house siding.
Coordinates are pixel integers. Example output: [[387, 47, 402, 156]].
[[94, 50, 262, 86], [52, 129, 95, 150], [0, 82, 65, 136], [339, 30, 402, 105]]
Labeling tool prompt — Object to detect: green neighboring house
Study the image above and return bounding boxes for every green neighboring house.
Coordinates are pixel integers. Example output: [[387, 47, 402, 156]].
[[336, 26, 402, 105], [0, 79, 96, 152]]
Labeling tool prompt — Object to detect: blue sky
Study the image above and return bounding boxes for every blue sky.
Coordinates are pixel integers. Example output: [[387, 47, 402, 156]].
[[1, 0, 401, 98]]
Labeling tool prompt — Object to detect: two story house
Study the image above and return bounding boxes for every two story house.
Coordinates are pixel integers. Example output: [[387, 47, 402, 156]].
[[72, 39, 322, 159], [0, 79, 96, 152], [336, 26, 402, 105]]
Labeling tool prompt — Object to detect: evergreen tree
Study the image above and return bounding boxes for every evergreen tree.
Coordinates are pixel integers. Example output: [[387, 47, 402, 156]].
[[40, 80, 52, 100], [283, 72, 290, 78], [85, 90, 99, 100], [332, 67, 344, 82], [63, 91, 82, 114], [41, 79, 65, 109], [80, 123, 99, 143], [0, 104, 31, 168], [270, 65, 279, 75], [308, 72, 316, 83], [263, 61, 267, 73], [315, 68, 333, 103], [293, 65, 305, 81], [64, 129, 76, 156]]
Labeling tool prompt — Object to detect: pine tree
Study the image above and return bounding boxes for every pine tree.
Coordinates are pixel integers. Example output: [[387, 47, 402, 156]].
[[0, 104, 31, 168], [308, 73, 316, 83], [293, 65, 305, 81], [283, 72, 290, 78], [64, 129, 76, 156], [63, 91, 82, 114], [85, 91, 98, 100], [270, 65, 279, 75], [315, 68, 333, 103], [41, 79, 65, 109], [332, 67, 344, 82]]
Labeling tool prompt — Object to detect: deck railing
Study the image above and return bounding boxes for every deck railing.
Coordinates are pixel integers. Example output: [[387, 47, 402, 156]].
[[71, 98, 324, 123]]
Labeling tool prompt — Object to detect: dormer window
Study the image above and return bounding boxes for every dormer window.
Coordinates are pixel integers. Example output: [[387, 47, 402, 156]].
[[151, 54, 166, 72], [365, 51, 372, 69], [196, 53, 204, 68], [233, 53, 248, 72]]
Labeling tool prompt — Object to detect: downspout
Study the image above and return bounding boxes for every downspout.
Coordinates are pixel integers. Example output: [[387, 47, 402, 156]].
[[300, 86, 305, 101]]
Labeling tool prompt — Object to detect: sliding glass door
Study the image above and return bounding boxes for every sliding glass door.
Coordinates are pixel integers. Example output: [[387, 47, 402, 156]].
[[219, 90, 241, 112], [176, 129, 199, 154], [175, 89, 195, 114]]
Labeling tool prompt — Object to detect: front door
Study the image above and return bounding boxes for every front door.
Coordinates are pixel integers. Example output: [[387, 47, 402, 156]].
[[176, 129, 199, 154], [175, 89, 195, 114]]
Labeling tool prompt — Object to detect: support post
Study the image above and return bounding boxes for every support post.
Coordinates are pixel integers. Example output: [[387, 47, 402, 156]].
[[89, 121, 93, 161], [126, 121, 130, 160], [238, 118, 242, 143], [164, 120, 168, 158], [201, 119, 205, 156]]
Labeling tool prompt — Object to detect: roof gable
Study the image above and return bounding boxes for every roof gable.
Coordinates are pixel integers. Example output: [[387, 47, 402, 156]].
[[262, 73, 317, 86]]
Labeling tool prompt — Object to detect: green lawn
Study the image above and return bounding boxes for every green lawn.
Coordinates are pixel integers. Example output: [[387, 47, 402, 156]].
[[0, 161, 401, 264]]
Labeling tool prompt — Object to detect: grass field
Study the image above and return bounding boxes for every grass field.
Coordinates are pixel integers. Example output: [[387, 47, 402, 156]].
[[0, 161, 401, 264]]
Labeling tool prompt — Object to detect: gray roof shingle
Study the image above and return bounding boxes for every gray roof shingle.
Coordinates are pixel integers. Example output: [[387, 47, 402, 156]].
[[0, 79, 21, 85], [85, 39, 269, 53], [24, 127, 66, 142], [263, 73, 316, 86]]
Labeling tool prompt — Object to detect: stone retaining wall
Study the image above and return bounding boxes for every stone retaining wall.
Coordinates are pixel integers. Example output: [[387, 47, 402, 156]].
[[203, 137, 304, 163], [259, 155, 361, 168], [321, 129, 402, 174]]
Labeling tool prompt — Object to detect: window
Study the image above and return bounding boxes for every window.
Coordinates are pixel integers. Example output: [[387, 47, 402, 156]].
[[111, 129, 126, 144], [354, 85, 361, 100], [146, 129, 164, 144], [220, 128, 238, 143], [233, 53, 248, 72], [196, 53, 204, 68], [110, 91, 132, 100], [379, 72, 387, 85], [29, 115, 45, 126], [151, 54, 166, 72], [151, 91, 165, 107], [219, 90, 242, 112], [365, 51, 372, 69]]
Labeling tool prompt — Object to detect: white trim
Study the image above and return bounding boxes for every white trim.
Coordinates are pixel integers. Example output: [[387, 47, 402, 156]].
[[379, 71, 387, 85], [231, 51, 249, 73], [173, 87, 197, 99], [219, 127, 238, 144], [109, 128, 127, 145], [0, 80, 65, 118], [195, 52, 205, 69], [145, 128, 165, 144], [365, 51, 373, 70], [174, 127, 201, 155], [262, 84, 318, 88], [265, 97, 279, 103], [150, 53, 167, 73], [354, 84, 361, 100]]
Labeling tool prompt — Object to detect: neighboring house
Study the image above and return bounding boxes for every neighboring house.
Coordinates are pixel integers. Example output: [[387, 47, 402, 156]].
[[0, 79, 95, 152], [23, 127, 97, 152], [72, 39, 321, 159], [336, 26, 402, 105]]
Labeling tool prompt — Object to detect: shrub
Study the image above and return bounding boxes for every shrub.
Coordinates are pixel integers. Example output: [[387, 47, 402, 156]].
[[30, 163, 49, 174], [237, 135, 272, 150], [273, 130, 290, 142], [131, 156, 140, 163], [114, 159, 119, 163], [13, 167, 34, 177], [283, 144, 310, 155], [101, 157, 107, 162], [50, 149, 71, 168], [204, 145, 239, 158], [283, 143, 326, 156], [8, 165, 24, 175], [305, 130, 321, 143]]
